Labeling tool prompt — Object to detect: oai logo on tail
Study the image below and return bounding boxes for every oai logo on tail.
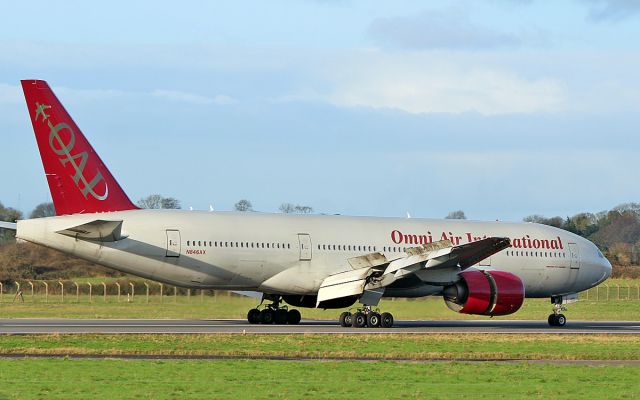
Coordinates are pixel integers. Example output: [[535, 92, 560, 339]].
[[34, 102, 109, 201]]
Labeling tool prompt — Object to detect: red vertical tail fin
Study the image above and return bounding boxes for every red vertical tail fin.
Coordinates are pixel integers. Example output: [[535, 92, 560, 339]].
[[21, 80, 138, 215]]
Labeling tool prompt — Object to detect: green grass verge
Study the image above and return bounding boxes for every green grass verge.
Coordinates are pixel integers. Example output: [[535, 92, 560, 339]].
[[0, 359, 637, 399], [0, 333, 638, 361], [2, 294, 640, 321]]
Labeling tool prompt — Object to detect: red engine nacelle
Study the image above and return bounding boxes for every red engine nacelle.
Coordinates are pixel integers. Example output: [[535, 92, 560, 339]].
[[443, 270, 525, 316]]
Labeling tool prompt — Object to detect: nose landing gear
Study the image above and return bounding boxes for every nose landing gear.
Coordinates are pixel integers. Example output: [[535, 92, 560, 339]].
[[547, 294, 575, 327], [339, 306, 394, 328], [247, 295, 301, 325]]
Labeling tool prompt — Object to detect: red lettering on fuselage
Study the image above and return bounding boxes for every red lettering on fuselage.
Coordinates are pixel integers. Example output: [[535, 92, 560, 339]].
[[186, 249, 206, 255], [390, 229, 564, 250]]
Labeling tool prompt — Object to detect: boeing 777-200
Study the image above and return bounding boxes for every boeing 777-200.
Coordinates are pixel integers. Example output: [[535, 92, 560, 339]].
[[0, 80, 612, 327]]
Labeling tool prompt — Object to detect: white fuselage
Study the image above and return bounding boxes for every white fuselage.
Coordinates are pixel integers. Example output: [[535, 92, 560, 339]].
[[16, 210, 611, 299]]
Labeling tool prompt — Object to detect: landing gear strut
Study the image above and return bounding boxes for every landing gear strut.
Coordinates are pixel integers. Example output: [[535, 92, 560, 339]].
[[247, 295, 301, 325], [339, 306, 394, 328], [548, 296, 568, 327]]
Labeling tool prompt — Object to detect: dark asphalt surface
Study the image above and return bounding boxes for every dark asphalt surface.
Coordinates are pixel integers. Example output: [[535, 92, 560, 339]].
[[1, 318, 639, 334]]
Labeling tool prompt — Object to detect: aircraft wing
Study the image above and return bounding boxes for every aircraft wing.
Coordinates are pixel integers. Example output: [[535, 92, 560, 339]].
[[56, 220, 125, 242], [0, 221, 17, 230], [316, 237, 511, 307]]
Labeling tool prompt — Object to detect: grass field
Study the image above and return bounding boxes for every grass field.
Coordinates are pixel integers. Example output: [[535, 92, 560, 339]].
[[1, 279, 638, 399], [0, 333, 639, 360], [1, 359, 638, 400], [1, 333, 639, 400]]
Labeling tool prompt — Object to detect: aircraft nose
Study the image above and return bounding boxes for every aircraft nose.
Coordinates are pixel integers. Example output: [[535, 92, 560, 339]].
[[577, 243, 612, 289], [600, 256, 612, 282]]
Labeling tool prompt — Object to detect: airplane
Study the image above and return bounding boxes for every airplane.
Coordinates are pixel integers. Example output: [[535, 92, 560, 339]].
[[0, 79, 612, 328]]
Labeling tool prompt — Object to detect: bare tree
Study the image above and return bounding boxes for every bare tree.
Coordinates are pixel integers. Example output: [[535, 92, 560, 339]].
[[234, 199, 253, 212], [445, 210, 467, 220], [160, 197, 181, 209], [279, 203, 296, 214], [279, 203, 313, 214], [30, 202, 56, 218], [137, 195, 181, 209]]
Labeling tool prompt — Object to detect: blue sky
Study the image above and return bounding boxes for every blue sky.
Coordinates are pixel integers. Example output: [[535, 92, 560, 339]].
[[1, 0, 639, 221]]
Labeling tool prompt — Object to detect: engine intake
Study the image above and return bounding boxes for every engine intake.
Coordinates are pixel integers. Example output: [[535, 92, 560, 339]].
[[443, 270, 524, 316]]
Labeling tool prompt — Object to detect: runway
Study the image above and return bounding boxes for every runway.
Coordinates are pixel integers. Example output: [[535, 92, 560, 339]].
[[1, 318, 640, 334]]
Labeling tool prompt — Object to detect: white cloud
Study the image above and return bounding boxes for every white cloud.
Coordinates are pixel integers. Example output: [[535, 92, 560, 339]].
[[152, 90, 237, 105], [287, 51, 567, 115], [212, 94, 238, 105]]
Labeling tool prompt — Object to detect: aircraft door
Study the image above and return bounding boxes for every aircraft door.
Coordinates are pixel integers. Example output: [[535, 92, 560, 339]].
[[166, 230, 181, 257], [568, 242, 580, 285], [298, 233, 312, 261]]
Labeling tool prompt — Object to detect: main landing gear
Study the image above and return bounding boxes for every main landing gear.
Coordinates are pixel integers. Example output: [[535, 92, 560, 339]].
[[247, 295, 301, 325], [548, 296, 568, 327], [339, 306, 394, 328]]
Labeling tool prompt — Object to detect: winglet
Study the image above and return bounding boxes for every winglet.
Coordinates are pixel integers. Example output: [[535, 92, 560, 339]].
[[21, 80, 138, 216]]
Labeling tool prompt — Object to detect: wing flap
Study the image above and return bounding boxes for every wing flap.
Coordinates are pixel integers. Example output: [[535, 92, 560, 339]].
[[56, 219, 124, 242], [316, 268, 372, 306]]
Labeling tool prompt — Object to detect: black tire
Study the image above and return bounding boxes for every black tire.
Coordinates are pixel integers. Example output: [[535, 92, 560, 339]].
[[548, 314, 557, 326], [556, 314, 567, 327], [352, 312, 366, 328], [247, 308, 260, 324], [339, 311, 352, 327], [275, 309, 288, 325], [380, 312, 394, 328], [259, 309, 275, 324], [287, 309, 301, 325], [367, 312, 381, 328]]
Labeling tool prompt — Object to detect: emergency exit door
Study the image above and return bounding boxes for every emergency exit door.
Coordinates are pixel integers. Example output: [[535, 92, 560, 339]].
[[298, 234, 312, 261]]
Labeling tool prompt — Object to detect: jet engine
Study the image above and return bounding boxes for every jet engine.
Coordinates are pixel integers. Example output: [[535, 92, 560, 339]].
[[443, 270, 524, 316]]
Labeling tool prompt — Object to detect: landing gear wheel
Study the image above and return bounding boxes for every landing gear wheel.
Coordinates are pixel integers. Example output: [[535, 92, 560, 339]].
[[259, 309, 275, 324], [556, 314, 566, 327], [247, 308, 260, 324], [287, 309, 301, 325], [380, 312, 394, 328], [548, 314, 557, 326], [275, 309, 288, 325], [367, 312, 381, 328], [339, 311, 352, 327], [352, 312, 367, 328]]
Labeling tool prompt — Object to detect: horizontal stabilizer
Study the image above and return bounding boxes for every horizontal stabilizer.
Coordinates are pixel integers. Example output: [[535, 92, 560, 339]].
[[0, 221, 17, 230], [56, 220, 124, 242]]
